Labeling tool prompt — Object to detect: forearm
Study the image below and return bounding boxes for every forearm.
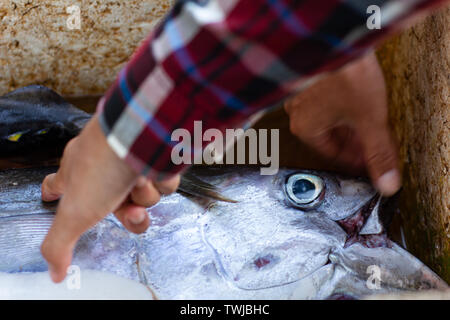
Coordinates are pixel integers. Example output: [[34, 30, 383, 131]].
[[97, 0, 447, 180]]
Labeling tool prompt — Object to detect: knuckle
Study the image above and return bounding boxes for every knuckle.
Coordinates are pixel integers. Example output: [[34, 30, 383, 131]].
[[147, 193, 161, 206], [288, 119, 297, 135], [42, 174, 63, 197], [288, 116, 322, 140], [157, 176, 180, 195], [62, 138, 78, 157], [357, 100, 388, 124], [40, 241, 49, 258], [40, 239, 57, 262], [70, 204, 104, 224], [164, 183, 178, 194], [131, 188, 160, 207], [135, 191, 160, 207], [366, 150, 396, 171], [368, 110, 388, 126], [284, 99, 294, 113], [289, 119, 303, 137]]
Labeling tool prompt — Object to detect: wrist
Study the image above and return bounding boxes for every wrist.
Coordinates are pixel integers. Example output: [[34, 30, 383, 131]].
[[77, 116, 139, 186]]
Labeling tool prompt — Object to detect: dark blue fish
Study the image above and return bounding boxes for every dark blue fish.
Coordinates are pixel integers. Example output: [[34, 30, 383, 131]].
[[0, 85, 91, 158]]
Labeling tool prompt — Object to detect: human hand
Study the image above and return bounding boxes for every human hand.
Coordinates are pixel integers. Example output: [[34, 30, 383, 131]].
[[284, 52, 401, 196], [40, 116, 180, 282]]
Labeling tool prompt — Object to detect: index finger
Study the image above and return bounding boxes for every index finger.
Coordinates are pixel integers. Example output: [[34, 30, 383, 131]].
[[41, 195, 108, 283]]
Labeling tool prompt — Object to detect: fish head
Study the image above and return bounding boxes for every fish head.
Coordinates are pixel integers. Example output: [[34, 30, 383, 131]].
[[183, 167, 446, 298], [183, 167, 384, 292]]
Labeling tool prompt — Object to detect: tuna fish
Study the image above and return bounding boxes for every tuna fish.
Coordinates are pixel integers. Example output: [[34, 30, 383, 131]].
[[0, 85, 447, 299], [0, 166, 447, 299], [0, 85, 90, 159]]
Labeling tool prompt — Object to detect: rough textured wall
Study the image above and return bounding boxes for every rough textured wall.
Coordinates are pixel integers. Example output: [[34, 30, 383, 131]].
[[377, 6, 450, 282], [0, 0, 173, 96]]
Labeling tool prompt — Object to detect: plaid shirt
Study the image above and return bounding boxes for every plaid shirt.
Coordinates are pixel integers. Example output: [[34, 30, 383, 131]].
[[97, 0, 444, 180]]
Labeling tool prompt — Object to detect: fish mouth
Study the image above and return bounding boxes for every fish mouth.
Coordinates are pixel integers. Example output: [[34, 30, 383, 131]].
[[336, 192, 401, 248]]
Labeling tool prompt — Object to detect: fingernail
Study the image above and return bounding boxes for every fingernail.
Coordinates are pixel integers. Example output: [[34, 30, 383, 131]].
[[136, 177, 147, 188], [128, 212, 146, 225], [48, 266, 59, 282], [41, 185, 60, 202], [376, 169, 401, 196]]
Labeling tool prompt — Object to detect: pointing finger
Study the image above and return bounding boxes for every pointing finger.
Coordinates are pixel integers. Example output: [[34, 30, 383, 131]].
[[41, 195, 106, 283], [40, 117, 139, 283]]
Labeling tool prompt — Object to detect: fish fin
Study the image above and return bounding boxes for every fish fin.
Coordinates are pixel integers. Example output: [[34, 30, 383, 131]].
[[0, 85, 92, 132], [178, 172, 237, 203], [1, 85, 66, 104]]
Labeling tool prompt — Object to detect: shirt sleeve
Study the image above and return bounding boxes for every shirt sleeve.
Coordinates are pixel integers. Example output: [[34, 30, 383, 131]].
[[96, 0, 446, 180]]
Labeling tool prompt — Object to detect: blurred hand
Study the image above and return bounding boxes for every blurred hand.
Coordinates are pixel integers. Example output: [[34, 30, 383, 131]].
[[284, 52, 401, 196], [41, 116, 180, 283]]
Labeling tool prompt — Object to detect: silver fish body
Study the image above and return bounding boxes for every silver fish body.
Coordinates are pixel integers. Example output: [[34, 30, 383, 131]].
[[0, 166, 447, 299]]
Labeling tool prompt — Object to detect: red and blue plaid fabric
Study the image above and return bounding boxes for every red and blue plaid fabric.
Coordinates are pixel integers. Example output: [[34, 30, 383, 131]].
[[97, 0, 445, 180]]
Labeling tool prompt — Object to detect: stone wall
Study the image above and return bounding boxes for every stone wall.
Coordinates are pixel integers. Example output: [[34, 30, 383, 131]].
[[377, 6, 450, 282], [0, 0, 173, 96]]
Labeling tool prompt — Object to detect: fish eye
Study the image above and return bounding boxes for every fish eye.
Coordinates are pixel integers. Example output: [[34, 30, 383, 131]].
[[284, 173, 325, 209]]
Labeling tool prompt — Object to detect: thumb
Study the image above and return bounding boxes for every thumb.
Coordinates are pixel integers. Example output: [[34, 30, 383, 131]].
[[357, 121, 401, 196], [41, 172, 64, 202]]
